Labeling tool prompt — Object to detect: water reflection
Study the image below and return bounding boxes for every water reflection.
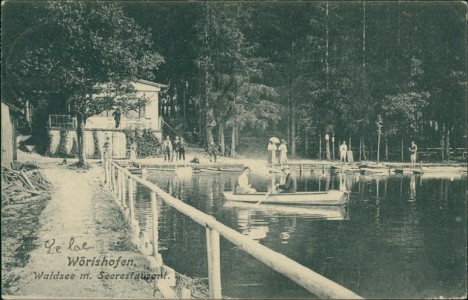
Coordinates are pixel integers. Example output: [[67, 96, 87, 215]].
[[409, 175, 416, 202], [130, 169, 466, 299]]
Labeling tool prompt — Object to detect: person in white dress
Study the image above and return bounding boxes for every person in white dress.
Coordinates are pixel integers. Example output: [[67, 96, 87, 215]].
[[340, 141, 348, 163], [236, 167, 257, 194], [267, 140, 278, 165], [278, 140, 288, 166]]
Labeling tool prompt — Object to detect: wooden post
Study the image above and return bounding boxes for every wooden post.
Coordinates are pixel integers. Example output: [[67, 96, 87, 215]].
[[111, 165, 116, 194], [122, 173, 127, 207], [117, 170, 122, 203], [115, 167, 119, 199], [128, 178, 135, 221], [206, 227, 222, 299], [107, 161, 111, 188], [151, 191, 159, 257], [104, 159, 108, 184], [109, 164, 113, 190]]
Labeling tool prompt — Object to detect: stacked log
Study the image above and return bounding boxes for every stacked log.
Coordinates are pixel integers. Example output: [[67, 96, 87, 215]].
[[2, 163, 52, 293], [2, 165, 51, 207]]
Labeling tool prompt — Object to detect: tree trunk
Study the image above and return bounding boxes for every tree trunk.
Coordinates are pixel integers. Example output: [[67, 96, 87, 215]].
[[235, 125, 239, 146], [401, 136, 404, 162], [359, 137, 363, 161], [205, 125, 212, 148], [385, 137, 388, 161], [362, 1, 366, 68], [318, 134, 322, 159], [205, 108, 213, 147], [231, 126, 236, 157], [441, 123, 445, 161], [305, 131, 308, 157], [363, 138, 367, 160], [219, 122, 225, 156], [76, 112, 87, 167], [377, 129, 381, 164], [326, 135, 331, 161], [332, 137, 335, 160], [325, 2, 329, 92], [445, 126, 450, 160], [291, 102, 296, 156]]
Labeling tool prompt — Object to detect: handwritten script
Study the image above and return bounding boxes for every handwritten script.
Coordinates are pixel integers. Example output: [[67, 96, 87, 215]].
[[44, 237, 94, 254]]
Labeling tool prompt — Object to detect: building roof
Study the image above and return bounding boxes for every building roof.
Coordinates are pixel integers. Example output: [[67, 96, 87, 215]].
[[1, 99, 23, 115], [134, 79, 168, 89]]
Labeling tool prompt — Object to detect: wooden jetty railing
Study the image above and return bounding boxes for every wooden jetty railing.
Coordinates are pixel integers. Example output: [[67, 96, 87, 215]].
[[103, 158, 362, 299]]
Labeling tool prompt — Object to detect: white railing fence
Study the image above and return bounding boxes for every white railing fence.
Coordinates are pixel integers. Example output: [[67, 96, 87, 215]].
[[48, 115, 77, 128], [103, 158, 362, 299]]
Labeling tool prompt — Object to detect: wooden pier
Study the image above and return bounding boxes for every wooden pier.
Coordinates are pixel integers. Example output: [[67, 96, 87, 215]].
[[103, 157, 362, 299]]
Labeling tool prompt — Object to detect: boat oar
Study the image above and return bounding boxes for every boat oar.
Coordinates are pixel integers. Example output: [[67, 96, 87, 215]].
[[256, 190, 272, 205]]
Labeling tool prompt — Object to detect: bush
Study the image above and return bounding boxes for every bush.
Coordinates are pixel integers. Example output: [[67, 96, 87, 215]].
[[92, 131, 101, 159], [124, 129, 162, 157], [56, 129, 69, 158], [44, 133, 53, 157], [69, 138, 79, 158]]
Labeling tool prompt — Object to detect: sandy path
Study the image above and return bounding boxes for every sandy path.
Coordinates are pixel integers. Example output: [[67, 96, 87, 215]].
[[12, 165, 161, 299]]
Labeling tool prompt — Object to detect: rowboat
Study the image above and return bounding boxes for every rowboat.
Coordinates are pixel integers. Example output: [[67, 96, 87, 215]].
[[127, 167, 148, 175], [127, 168, 143, 174], [393, 168, 422, 175], [200, 167, 243, 173], [331, 165, 360, 173], [420, 166, 463, 173], [223, 201, 347, 220], [222, 189, 348, 205], [359, 167, 389, 175]]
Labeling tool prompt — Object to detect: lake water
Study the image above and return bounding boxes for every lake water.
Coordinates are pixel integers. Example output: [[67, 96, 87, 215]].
[[132, 167, 467, 298]]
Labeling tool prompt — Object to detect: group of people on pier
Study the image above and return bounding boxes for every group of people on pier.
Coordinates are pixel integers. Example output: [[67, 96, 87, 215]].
[[162, 135, 188, 162], [339, 140, 418, 164]]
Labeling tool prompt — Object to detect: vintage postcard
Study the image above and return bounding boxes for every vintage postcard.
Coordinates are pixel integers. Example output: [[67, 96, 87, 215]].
[[1, 1, 466, 299]]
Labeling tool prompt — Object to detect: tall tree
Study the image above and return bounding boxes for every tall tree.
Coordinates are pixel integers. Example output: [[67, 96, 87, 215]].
[[195, 2, 278, 155], [8, 2, 164, 167]]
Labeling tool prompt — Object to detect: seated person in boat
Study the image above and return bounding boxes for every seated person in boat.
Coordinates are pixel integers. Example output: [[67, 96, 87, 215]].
[[278, 166, 297, 193], [236, 166, 257, 194]]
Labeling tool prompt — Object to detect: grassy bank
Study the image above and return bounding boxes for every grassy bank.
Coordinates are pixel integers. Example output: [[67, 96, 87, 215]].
[[1, 164, 52, 294]]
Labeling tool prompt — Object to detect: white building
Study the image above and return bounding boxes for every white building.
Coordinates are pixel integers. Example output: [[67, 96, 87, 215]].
[[47, 79, 167, 158]]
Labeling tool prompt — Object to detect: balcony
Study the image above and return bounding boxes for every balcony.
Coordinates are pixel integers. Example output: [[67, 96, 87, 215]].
[[48, 115, 77, 129]]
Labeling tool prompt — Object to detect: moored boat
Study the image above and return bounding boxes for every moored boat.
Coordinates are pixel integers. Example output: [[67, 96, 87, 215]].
[[200, 167, 243, 173], [222, 189, 348, 205], [331, 165, 360, 173], [359, 167, 389, 175], [420, 166, 463, 173]]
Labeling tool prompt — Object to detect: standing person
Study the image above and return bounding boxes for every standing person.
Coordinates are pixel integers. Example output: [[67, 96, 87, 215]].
[[236, 166, 257, 194], [102, 134, 110, 161], [112, 107, 121, 128], [208, 137, 218, 163], [179, 137, 187, 161], [162, 135, 173, 162], [129, 143, 137, 163], [173, 136, 181, 162], [409, 141, 418, 165], [267, 140, 277, 165], [340, 141, 348, 163], [278, 140, 288, 166], [278, 166, 297, 193]]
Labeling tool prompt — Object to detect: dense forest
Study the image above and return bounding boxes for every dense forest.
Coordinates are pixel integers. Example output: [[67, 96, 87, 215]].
[[2, 1, 466, 162]]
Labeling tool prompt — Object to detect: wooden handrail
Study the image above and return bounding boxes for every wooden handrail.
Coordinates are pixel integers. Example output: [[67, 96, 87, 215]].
[[105, 158, 362, 299]]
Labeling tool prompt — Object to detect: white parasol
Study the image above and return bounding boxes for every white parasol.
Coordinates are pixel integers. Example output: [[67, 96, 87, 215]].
[[269, 137, 280, 144]]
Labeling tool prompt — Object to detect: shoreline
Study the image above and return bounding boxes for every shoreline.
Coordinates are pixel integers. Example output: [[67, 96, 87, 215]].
[[3, 153, 208, 299]]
